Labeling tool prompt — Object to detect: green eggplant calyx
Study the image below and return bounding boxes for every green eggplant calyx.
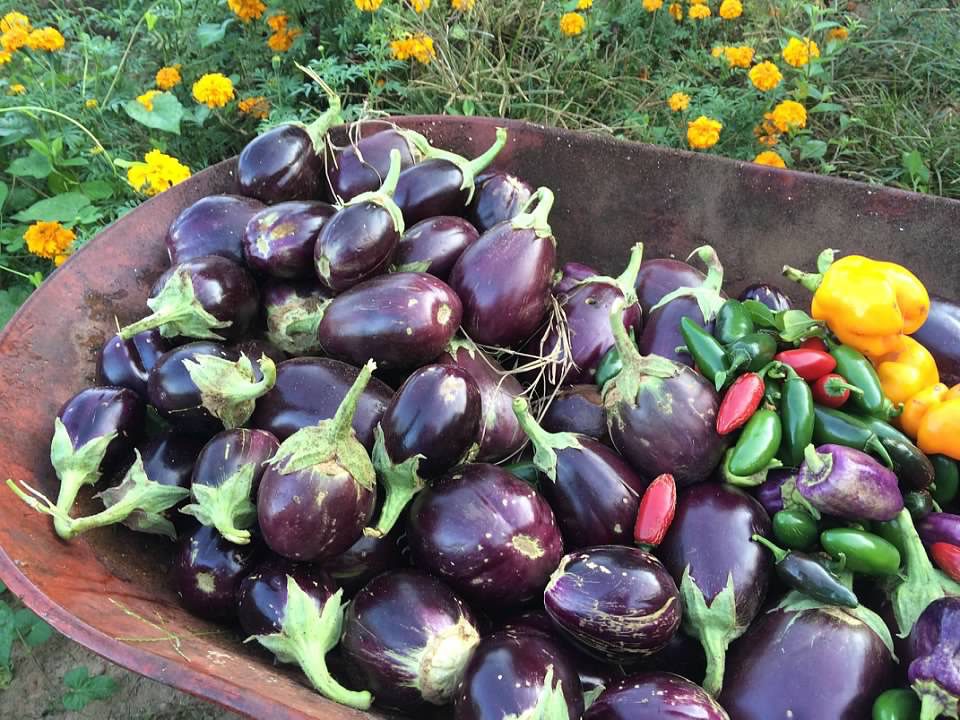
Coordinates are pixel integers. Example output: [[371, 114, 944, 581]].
[[679, 568, 742, 697], [365, 425, 425, 538], [512, 187, 555, 240], [346, 148, 405, 235], [606, 303, 679, 405], [503, 666, 571, 720], [266, 295, 329, 355], [802, 443, 831, 477], [512, 397, 582, 482], [180, 462, 258, 545], [118, 266, 230, 341], [913, 681, 957, 720], [184, 353, 277, 430], [403, 127, 508, 205], [651, 246, 725, 323], [775, 590, 896, 659], [572, 243, 644, 303]]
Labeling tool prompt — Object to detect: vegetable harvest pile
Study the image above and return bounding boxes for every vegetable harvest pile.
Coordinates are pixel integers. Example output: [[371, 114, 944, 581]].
[[6, 85, 960, 720]]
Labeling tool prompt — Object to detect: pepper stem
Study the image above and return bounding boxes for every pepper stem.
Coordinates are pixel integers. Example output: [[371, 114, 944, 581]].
[[782, 265, 823, 293], [802, 443, 828, 475], [512, 397, 581, 482], [465, 126, 508, 177], [512, 187, 555, 239], [751, 533, 787, 564], [816, 248, 837, 274]]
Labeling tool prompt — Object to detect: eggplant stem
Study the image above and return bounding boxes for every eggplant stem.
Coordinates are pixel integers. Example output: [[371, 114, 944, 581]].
[[512, 187, 555, 239], [512, 397, 580, 482], [465, 126, 508, 177], [118, 307, 190, 341], [6, 478, 74, 533], [367, 426, 423, 538], [330, 360, 376, 442], [377, 148, 402, 198], [782, 265, 823, 293], [700, 629, 728, 697], [613, 242, 644, 299], [687, 245, 725, 293], [802, 443, 827, 474]]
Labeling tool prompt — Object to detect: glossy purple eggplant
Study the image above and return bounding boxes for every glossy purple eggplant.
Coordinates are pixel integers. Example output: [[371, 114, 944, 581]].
[[257, 362, 378, 562], [321, 522, 404, 597], [906, 597, 960, 720], [720, 591, 895, 719], [181, 429, 279, 545], [341, 569, 481, 711], [118, 255, 259, 343], [634, 255, 714, 316], [166, 194, 265, 265], [138, 432, 205, 489], [449, 187, 557, 347], [752, 468, 797, 516], [328, 124, 417, 202], [914, 294, 960, 387], [604, 306, 727, 487], [454, 629, 583, 720], [237, 558, 337, 636], [513, 397, 645, 548], [738, 282, 793, 311], [634, 629, 708, 682], [370, 365, 481, 537], [250, 357, 392, 448], [439, 339, 526, 463], [544, 545, 681, 661], [173, 523, 259, 619], [317, 272, 462, 371], [658, 483, 772, 696], [468, 172, 534, 233], [917, 512, 960, 548], [553, 261, 600, 296], [230, 338, 287, 370], [406, 463, 563, 607], [96, 330, 167, 397], [540, 384, 609, 444], [261, 279, 332, 356], [394, 128, 507, 225], [798, 443, 903, 521], [243, 201, 336, 278], [393, 216, 479, 281], [584, 672, 730, 720]]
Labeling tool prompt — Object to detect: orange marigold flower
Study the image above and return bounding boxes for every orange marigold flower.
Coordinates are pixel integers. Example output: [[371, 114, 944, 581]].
[[126, 149, 192, 196], [687, 115, 722, 150], [827, 26, 849, 41], [8, 82, 25, 94], [770, 100, 807, 132], [754, 113, 781, 146], [452, 0, 475, 9], [559, 12, 586, 36], [0, 13, 30, 34], [723, 46, 754, 68], [643, 0, 663, 11], [0, 50, 11, 64], [410, 0, 431, 11], [192, 73, 234, 108], [782, 36, 820, 67], [26, 26, 65, 51], [748, 61, 782, 91], [84, 98, 98, 108], [667, 92, 690, 112], [1, 26, 29, 52], [719, 0, 742, 20], [754, 150, 786, 168], [355, 0, 383, 10], [228, 0, 266, 22], [238, 95, 270, 119], [24, 221, 75, 262], [668, 3, 682, 20], [577, 0, 593, 8], [688, 4, 711, 20], [155, 65, 182, 90]]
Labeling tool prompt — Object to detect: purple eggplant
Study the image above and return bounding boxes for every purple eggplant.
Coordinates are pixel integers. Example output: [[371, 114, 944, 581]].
[[454, 629, 583, 720], [262, 279, 332, 356], [96, 330, 167, 397], [250, 357, 392, 448], [553, 261, 600, 296], [604, 305, 727, 487], [315, 150, 404, 292], [513, 397, 645, 548], [449, 187, 557, 347], [231, 338, 287, 371], [544, 545, 682, 661], [321, 522, 404, 597], [918, 512, 960, 548], [243, 201, 336, 278], [540, 384, 609, 444], [634, 630, 708, 682], [468, 171, 534, 234], [237, 558, 336, 636], [237, 86, 341, 203], [752, 468, 797, 516], [118, 255, 259, 342], [658, 483, 772, 696], [394, 128, 507, 225], [180, 429, 279, 544], [406, 463, 563, 607], [907, 597, 960, 720], [370, 365, 481, 537], [393, 216, 479, 280], [914, 294, 960, 387], [257, 362, 378, 562], [798, 443, 903, 521], [584, 672, 730, 720], [638, 246, 727, 366], [341, 569, 480, 710], [738, 282, 793, 311], [328, 124, 418, 202], [173, 523, 259, 619], [166, 194, 265, 265], [720, 590, 895, 718], [148, 342, 277, 433], [138, 431, 204, 489], [317, 272, 462, 371], [635, 255, 711, 317]]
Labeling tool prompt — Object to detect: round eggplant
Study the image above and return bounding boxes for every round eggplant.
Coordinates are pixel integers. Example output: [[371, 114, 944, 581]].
[[328, 124, 417, 202], [137, 431, 205, 489], [166, 194, 265, 265], [394, 216, 479, 281], [341, 569, 481, 710], [544, 545, 682, 661], [262, 278, 332, 356], [553, 261, 600, 296], [406, 463, 563, 607], [540, 384, 608, 444], [635, 255, 709, 317], [738, 282, 793, 311], [173, 523, 259, 619], [584, 672, 730, 720], [96, 330, 167, 397], [243, 201, 336, 278], [468, 171, 534, 233], [237, 558, 337, 636], [317, 272, 462, 371], [321, 522, 404, 597]]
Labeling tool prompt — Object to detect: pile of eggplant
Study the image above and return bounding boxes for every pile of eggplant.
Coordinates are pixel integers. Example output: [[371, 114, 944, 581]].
[[8, 85, 960, 720]]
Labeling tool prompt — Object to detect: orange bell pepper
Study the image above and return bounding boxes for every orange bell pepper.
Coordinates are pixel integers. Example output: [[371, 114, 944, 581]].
[[903, 384, 960, 460]]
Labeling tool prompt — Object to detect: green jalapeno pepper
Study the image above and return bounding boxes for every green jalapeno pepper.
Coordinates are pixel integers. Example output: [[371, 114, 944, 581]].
[[931, 454, 959, 505], [773, 508, 819, 550], [872, 688, 921, 720], [714, 299, 755, 345], [820, 527, 901, 576], [727, 408, 782, 477], [780, 366, 815, 467], [853, 413, 934, 491], [831, 344, 897, 419], [812, 405, 894, 467], [680, 316, 729, 390], [727, 332, 778, 374], [752, 535, 859, 608]]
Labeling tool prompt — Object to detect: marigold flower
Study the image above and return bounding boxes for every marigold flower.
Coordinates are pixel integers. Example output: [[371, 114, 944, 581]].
[[748, 61, 782, 91], [137, 89, 160, 111], [24, 221, 75, 262], [238, 95, 270, 119], [667, 92, 690, 112], [688, 5, 711, 20], [192, 73, 234, 108], [227, 0, 266, 22], [267, 13, 289, 31], [782, 36, 820, 67], [1, 25, 29, 52], [754, 113, 780, 146], [723, 46, 754, 68], [390, 34, 436, 64], [827, 26, 849, 41], [155, 65, 182, 90], [711, 46, 724, 58], [452, 0, 475, 9], [719, 0, 742, 19], [754, 151, 786, 168], [0, 50, 11, 64], [268, 27, 300, 52], [689, 0, 708, 5], [668, 3, 683, 21], [687, 116, 722, 150], [643, 0, 663, 11], [559, 12, 586, 36], [127, 149, 192, 197], [0, 12, 29, 34], [410, 0, 431, 11], [577, 0, 593, 8], [84, 98, 98, 108], [770, 100, 807, 132], [8, 82, 25, 94], [355, 0, 383, 10], [26, 27, 64, 51]]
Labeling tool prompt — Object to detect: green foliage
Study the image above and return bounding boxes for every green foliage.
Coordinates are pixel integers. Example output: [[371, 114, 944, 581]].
[[0, 582, 54, 688], [61, 666, 119, 711]]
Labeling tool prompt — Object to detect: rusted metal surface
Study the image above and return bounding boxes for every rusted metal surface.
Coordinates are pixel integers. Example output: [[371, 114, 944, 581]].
[[0, 117, 957, 720]]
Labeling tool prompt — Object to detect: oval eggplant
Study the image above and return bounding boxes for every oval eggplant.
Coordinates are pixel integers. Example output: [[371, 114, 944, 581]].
[[243, 201, 336, 278], [739, 282, 793, 311], [262, 278, 332, 357], [328, 125, 417, 202], [166, 194, 265, 265], [147, 342, 235, 434], [584, 672, 730, 720], [341, 569, 481, 710], [96, 330, 167, 397], [230, 338, 287, 371], [913, 294, 960, 387], [236, 558, 337, 636], [317, 272, 462, 371], [393, 216, 479, 281], [406, 464, 563, 607], [635, 256, 709, 317], [553, 261, 600, 296], [321, 522, 404, 597], [137, 431, 204, 489], [454, 629, 583, 720], [173, 523, 259, 619], [541, 384, 609, 444], [468, 172, 534, 233]]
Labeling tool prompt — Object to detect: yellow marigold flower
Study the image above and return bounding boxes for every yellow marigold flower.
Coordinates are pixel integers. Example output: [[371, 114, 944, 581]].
[[24, 221, 75, 262], [667, 92, 690, 112], [748, 61, 782, 92], [770, 100, 807, 132], [26, 27, 65, 51], [410, 0, 431, 11], [227, 0, 266, 22], [754, 151, 786, 168], [137, 89, 160, 111], [723, 46, 754, 68], [719, 0, 742, 19], [0, 12, 30, 34], [127, 149, 192, 197], [0, 50, 11, 64], [559, 12, 586, 36], [643, 0, 663, 12], [54, 254, 70, 266], [238, 96, 270, 119], [668, 3, 683, 21], [155, 65, 182, 90], [689, 0, 708, 5], [687, 115, 722, 150], [8, 82, 25, 95], [390, 34, 436, 64], [268, 27, 300, 52], [355, 0, 383, 11], [688, 5, 711, 20], [452, 0, 475, 9], [84, 98, 98, 108], [782, 36, 820, 68], [827, 26, 849, 41], [1, 26, 29, 52], [711, 46, 725, 58], [755, 113, 780, 146], [192, 73, 234, 109], [577, 0, 593, 8]]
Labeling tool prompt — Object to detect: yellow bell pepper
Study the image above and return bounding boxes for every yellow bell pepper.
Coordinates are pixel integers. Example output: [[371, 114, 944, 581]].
[[872, 336, 940, 405], [916, 385, 960, 461]]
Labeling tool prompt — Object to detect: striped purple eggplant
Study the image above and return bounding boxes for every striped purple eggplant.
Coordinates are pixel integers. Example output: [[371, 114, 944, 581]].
[[584, 672, 730, 720]]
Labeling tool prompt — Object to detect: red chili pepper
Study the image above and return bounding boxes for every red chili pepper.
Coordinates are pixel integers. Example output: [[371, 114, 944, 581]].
[[811, 372, 864, 409], [800, 337, 829, 353], [634, 473, 677, 547], [716, 373, 764, 435], [774, 348, 837, 381], [930, 542, 960, 582]]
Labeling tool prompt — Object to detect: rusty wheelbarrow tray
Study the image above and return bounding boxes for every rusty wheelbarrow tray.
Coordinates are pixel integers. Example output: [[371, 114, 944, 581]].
[[0, 117, 957, 720]]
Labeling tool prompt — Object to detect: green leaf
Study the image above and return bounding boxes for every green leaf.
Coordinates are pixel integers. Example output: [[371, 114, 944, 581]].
[[197, 19, 233, 48], [63, 666, 89, 689], [79, 180, 114, 200], [742, 300, 779, 329], [8, 151, 53, 179], [810, 102, 844, 113], [449, 23, 468, 41], [799, 140, 828, 161], [13, 608, 52, 647], [0, 182, 8, 212], [24, 139, 50, 157], [123, 93, 184, 135], [61, 666, 117, 711], [144, 10, 158, 31], [11, 192, 90, 222], [902, 151, 930, 184], [462, 99, 476, 116], [85, 674, 118, 699]]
